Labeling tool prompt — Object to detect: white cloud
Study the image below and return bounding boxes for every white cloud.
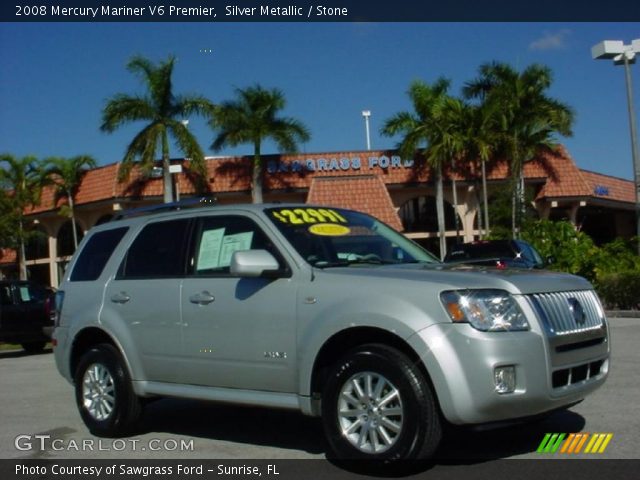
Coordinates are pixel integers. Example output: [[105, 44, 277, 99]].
[[529, 29, 572, 51]]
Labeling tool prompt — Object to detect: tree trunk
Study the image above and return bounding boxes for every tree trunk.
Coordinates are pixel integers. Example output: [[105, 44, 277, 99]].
[[475, 181, 484, 240], [450, 160, 460, 243], [252, 141, 263, 204], [435, 164, 447, 260], [162, 133, 174, 204], [511, 178, 517, 239], [512, 165, 525, 239], [481, 160, 490, 237], [18, 218, 27, 281], [69, 193, 78, 249]]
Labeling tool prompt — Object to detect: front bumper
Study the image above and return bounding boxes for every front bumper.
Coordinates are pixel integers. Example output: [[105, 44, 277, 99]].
[[407, 319, 609, 425]]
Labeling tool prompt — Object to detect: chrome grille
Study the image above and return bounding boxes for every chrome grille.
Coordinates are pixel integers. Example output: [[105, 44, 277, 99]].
[[527, 290, 605, 335]]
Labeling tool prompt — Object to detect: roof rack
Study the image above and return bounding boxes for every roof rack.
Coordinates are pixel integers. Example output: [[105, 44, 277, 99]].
[[113, 197, 217, 220]]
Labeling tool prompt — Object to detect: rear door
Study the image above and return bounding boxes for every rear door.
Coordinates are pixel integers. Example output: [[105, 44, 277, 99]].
[[103, 218, 191, 383]]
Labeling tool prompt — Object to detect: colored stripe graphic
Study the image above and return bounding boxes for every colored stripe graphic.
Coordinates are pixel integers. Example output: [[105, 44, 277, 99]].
[[537, 433, 566, 453], [584, 433, 613, 453], [538, 433, 613, 454]]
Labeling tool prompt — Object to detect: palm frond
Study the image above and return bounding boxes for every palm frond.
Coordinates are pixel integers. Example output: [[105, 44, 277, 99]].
[[101, 95, 156, 132]]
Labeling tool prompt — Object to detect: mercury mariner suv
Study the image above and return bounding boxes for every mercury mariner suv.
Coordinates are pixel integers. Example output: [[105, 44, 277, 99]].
[[52, 201, 609, 461]]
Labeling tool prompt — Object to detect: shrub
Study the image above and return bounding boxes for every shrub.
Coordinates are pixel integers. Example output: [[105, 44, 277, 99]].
[[522, 220, 599, 281], [597, 271, 640, 310]]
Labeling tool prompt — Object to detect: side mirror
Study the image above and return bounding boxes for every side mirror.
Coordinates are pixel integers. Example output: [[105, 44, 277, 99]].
[[230, 250, 281, 278]]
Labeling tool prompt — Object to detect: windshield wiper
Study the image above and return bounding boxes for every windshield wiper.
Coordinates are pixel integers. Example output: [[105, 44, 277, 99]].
[[312, 258, 400, 268]]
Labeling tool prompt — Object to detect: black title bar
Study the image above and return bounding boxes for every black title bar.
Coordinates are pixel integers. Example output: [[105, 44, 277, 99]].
[[3, 0, 640, 22]]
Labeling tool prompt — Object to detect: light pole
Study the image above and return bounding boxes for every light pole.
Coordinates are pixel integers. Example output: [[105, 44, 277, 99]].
[[592, 39, 640, 254], [362, 110, 371, 150]]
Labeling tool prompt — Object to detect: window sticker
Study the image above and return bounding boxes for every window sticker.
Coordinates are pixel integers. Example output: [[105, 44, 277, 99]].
[[196, 228, 226, 270], [271, 208, 347, 225], [309, 223, 351, 237], [218, 232, 254, 267]]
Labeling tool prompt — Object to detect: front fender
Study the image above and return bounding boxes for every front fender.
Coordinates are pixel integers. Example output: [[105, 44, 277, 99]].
[[296, 292, 443, 398]]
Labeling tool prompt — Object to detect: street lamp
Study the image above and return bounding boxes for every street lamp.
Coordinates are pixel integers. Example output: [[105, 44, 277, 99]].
[[362, 110, 371, 150], [592, 39, 640, 254]]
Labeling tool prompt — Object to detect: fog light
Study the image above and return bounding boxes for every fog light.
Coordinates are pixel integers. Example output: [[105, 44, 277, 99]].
[[494, 366, 516, 394]]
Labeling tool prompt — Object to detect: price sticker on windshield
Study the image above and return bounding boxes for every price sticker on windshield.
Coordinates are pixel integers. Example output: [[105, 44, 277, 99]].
[[308, 223, 351, 236], [271, 208, 348, 225]]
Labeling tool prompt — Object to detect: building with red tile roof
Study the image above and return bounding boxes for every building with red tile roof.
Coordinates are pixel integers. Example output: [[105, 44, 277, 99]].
[[0, 146, 635, 286]]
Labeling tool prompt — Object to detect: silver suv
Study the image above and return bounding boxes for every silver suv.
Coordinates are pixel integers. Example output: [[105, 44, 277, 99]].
[[53, 202, 609, 461]]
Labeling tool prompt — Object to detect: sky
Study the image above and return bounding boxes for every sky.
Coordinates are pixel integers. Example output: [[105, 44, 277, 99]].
[[1, 22, 639, 181]]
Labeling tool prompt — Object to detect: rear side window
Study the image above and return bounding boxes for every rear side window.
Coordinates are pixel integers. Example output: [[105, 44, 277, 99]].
[[70, 227, 129, 282], [119, 219, 191, 279]]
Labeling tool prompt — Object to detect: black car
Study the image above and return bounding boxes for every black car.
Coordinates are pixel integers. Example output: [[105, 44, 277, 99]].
[[0, 280, 54, 352], [444, 240, 547, 269]]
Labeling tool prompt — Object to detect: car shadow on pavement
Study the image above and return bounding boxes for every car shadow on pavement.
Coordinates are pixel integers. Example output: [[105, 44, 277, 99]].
[[139, 398, 328, 455], [138, 397, 586, 466], [436, 408, 586, 462]]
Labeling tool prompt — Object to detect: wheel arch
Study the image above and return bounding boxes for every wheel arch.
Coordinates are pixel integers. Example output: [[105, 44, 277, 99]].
[[309, 326, 441, 415], [70, 327, 126, 382]]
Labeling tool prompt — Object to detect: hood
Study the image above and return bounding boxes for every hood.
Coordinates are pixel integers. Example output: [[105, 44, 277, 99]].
[[313, 263, 593, 295]]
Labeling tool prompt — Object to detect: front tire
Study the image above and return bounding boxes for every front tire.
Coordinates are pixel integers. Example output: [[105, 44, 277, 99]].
[[322, 344, 442, 461], [74, 343, 141, 437]]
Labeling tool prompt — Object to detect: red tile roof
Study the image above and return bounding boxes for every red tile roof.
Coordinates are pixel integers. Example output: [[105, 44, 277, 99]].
[[579, 169, 635, 203], [20, 147, 636, 214], [306, 175, 403, 231], [5, 147, 635, 267], [531, 147, 593, 199], [15, 148, 635, 218], [0, 248, 17, 265]]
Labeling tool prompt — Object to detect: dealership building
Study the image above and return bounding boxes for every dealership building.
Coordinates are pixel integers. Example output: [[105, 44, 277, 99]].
[[0, 146, 635, 287]]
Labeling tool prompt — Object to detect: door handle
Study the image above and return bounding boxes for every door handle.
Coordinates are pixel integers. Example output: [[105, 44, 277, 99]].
[[189, 291, 215, 305], [110, 292, 131, 304]]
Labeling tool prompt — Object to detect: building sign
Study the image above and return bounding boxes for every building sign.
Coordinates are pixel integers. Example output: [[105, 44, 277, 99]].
[[593, 185, 610, 196], [267, 155, 415, 174]]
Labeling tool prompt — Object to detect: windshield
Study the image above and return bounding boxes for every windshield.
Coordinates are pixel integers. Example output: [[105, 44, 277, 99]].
[[265, 207, 439, 267]]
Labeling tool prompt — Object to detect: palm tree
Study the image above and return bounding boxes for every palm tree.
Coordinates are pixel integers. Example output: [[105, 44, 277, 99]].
[[210, 84, 310, 204], [452, 102, 499, 238], [381, 78, 456, 260], [464, 62, 574, 238], [101, 55, 214, 203], [0, 154, 44, 280], [43, 155, 97, 249]]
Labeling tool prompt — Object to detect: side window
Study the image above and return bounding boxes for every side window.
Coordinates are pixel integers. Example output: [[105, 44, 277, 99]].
[[190, 216, 279, 276], [119, 219, 191, 279], [70, 227, 129, 282]]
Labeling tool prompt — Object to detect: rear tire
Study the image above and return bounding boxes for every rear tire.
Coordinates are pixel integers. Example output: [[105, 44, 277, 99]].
[[322, 344, 442, 461], [74, 343, 141, 437]]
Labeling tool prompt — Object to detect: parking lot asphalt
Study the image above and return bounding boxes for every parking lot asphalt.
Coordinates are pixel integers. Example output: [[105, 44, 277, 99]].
[[1, 317, 637, 462]]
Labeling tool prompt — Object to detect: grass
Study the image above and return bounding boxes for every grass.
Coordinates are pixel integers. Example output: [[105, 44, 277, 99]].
[[0, 342, 52, 351]]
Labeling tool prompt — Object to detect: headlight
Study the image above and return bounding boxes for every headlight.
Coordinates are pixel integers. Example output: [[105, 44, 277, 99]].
[[440, 289, 529, 332]]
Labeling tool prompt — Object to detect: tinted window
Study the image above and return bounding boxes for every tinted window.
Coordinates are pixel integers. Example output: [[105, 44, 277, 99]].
[[70, 227, 129, 282], [120, 220, 190, 278], [190, 216, 278, 276], [18, 283, 48, 303], [517, 241, 544, 267], [447, 242, 513, 261], [0, 285, 12, 305]]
